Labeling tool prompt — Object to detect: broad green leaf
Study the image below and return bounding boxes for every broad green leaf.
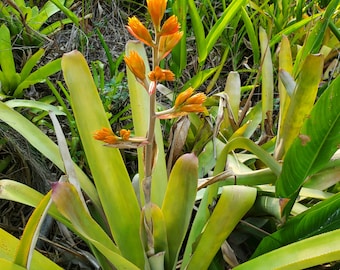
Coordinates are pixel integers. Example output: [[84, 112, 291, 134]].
[[181, 67, 219, 90], [276, 75, 340, 216], [0, 179, 111, 269], [279, 54, 324, 157], [0, 24, 19, 92], [181, 137, 279, 269], [275, 35, 293, 159], [259, 27, 274, 134], [14, 191, 52, 269], [239, 101, 262, 139], [125, 41, 167, 207], [241, 7, 260, 66], [216, 137, 281, 177], [294, 0, 339, 75], [5, 99, 65, 115], [0, 179, 72, 228], [269, 13, 322, 47], [236, 229, 340, 270], [19, 48, 45, 80], [171, 0, 188, 76], [253, 191, 340, 258], [205, 0, 247, 61], [51, 182, 140, 270], [0, 228, 62, 270], [14, 58, 62, 97], [0, 102, 99, 208], [162, 153, 198, 270], [62, 50, 145, 268], [186, 186, 257, 270], [0, 259, 27, 270], [48, 0, 79, 25], [224, 71, 241, 123], [187, 0, 206, 64], [32, 0, 66, 30], [141, 203, 169, 265]]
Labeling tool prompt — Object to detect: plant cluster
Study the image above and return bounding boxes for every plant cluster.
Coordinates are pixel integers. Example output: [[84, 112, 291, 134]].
[[0, 0, 339, 269]]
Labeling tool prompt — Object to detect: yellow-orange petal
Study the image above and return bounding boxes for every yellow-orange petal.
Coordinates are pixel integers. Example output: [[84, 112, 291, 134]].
[[185, 93, 207, 105], [180, 104, 206, 113], [119, 129, 131, 141], [148, 66, 175, 82], [124, 51, 146, 81], [174, 87, 194, 107], [127, 16, 153, 46], [160, 15, 180, 36], [93, 128, 118, 144], [147, 0, 167, 29], [158, 31, 183, 60]]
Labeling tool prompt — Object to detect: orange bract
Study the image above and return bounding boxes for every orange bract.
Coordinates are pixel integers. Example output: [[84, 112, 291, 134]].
[[124, 51, 146, 81], [120, 129, 131, 141], [158, 31, 183, 60], [127, 16, 153, 47], [160, 15, 180, 36], [147, 0, 167, 30], [148, 66, 175, 82], [93, 128, 118, 144], [174, 88, 207, 113]]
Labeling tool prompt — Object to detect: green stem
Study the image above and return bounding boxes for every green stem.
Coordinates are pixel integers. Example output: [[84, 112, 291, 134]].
[[143, 30, 161, 205]]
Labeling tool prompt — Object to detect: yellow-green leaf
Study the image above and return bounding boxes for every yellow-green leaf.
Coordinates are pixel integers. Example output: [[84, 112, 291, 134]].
[[162, 153, 198, 270]]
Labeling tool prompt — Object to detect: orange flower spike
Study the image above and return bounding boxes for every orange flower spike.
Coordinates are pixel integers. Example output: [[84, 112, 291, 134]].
[[124, 51, 146, 81], [147, 0, 167, 30], [174, 87, 194, 107], [158, 31, 183, 60], [148, 66, 175, 82], [127, 16, 153, 47], [93, 127, 118, 144], [160, 15, 180, 36], [119, 129, 131, 141]]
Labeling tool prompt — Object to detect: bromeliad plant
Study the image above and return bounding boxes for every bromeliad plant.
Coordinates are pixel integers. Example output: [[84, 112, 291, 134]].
[[0, 0, 339, 269]]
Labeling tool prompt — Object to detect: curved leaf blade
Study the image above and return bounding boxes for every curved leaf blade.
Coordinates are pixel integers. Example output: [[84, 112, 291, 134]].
[[235, 229, 340, 270], [205, 0, 247, 59], [186, 186, 257, 270], [0, 228, 62, 270], [61, 50, 145, 268], [279, 54, 324, 157], [0, 103, 99, 208], [276, 75, 340, 215], [14, 191, 52, 268], [51, 182, 140, 270], [161, 153, 198, 270], [252, 192, 340, 258]]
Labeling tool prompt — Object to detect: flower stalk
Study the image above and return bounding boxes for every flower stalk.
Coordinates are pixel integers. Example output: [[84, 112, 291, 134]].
[[94, 0, 206, 206]]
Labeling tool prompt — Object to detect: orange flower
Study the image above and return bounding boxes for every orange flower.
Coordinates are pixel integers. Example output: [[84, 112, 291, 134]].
[[156, 87, 207, 119], [158, 31, 183, 60], [147, 0, 167, 30], [119, 129, 131, 141], [180, 103, 206, 113], [160, 15, 180, 36], [186, 93, 207, 105], [176, 91, 207, 112], [174, 87, 194, 107], [148, 66, 175, 82], [93, 127, 118, 144], [127, 16, 153, 47], [124, 51, 146, 81]]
